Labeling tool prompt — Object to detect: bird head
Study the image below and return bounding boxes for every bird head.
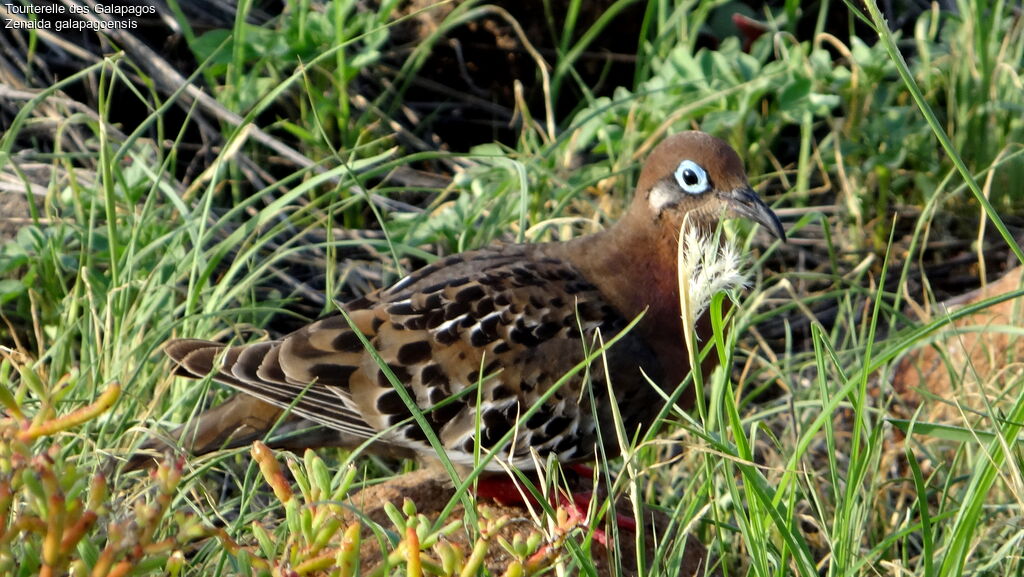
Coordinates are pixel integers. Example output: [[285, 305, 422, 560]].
[[633, 131, 786, 242]]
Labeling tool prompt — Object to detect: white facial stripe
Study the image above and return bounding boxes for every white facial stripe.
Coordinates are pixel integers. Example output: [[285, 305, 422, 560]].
[[649, 180, 679, 213]]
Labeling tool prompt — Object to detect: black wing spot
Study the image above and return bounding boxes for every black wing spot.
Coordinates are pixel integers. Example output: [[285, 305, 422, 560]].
[[419, 280, 450, 294], [526, 408, 551, 430], [481, 420, 512, 449], [308, 364, 357, 386], [376, 390, 408, 415], [427, 387, 447, 404], [258, 360, 287, 383], [377, 364, 412, 387], [470, 328, 496, 347], [429, 401, 461, 427], [511, 267, 538, 283], [397, 341, 433, 365], [482, 360, 501, 376], [534, 322, 560, 341], [510, 327, 541, 347], [389, 363, 411, 382], [556, 268, 578, 281], [435, 326, 460, 345], [478, 271, 512, 286], [565, 281, 591, 294], [388, 302, 416, 316], [544, 415, 573, 438], [332, 331, 364, 352], [446, 276, 470, 288], [455, 285, 486, 304], [483, 408, 509, 429], [479, 314, 501, 338], [403, 316, 427, 331], [422, 292, 443, 310], [491, 384, 513, 400], [404, 424, 430, 442], [425, 310, 446, 329], [554, 434, 577, 454], [443, 301, 470, 321], [475, 298, 495, 316], [421, 364, 447, 387], [346, 296, 374, 309]]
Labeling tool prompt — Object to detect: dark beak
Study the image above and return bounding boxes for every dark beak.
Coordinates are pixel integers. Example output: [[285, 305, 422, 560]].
[[722, 187, 786, 242]]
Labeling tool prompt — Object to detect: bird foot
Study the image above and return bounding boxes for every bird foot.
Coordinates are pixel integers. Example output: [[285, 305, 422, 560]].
[[523, 492, 630, 566], [472, 475, 637, 548], [472, 475, 541, 507]]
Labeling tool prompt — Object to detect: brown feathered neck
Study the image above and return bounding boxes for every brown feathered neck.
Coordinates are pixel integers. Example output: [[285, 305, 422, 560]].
[[551, 207, 682, 328]]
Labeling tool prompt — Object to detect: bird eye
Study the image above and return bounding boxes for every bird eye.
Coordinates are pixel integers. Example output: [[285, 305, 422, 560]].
[[674, 160, 709, 195]]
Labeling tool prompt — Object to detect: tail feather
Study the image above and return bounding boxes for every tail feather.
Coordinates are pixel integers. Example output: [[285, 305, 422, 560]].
[[163, 338, 247, 387]]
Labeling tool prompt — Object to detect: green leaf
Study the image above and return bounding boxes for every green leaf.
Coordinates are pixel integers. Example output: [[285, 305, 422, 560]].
[[190, 29, 233, 64], [889, 418, 1023, 444]]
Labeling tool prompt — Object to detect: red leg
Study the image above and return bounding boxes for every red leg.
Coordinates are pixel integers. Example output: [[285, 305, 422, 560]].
[[473, 475, 541, 507], [472, 472, 638, 548]]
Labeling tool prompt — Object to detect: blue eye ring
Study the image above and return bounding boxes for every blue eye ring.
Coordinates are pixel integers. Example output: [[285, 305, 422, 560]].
[[674, 160, 709, 195]]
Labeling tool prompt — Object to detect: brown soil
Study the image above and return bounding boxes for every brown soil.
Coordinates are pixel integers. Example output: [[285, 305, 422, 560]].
[[892, 265, 1024, 425]]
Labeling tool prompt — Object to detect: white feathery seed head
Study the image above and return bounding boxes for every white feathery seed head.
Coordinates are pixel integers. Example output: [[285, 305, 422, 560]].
[[676, 217, 749, 336]]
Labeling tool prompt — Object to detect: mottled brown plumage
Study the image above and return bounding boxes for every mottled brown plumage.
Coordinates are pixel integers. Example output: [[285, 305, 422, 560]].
[[139, 131, 785, 471]]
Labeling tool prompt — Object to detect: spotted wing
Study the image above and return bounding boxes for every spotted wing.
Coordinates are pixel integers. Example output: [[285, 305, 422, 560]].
[[165, 245, 643, 469]]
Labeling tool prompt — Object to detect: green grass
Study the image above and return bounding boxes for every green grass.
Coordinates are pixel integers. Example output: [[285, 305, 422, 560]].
[[1, 0, 1023, 575]]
